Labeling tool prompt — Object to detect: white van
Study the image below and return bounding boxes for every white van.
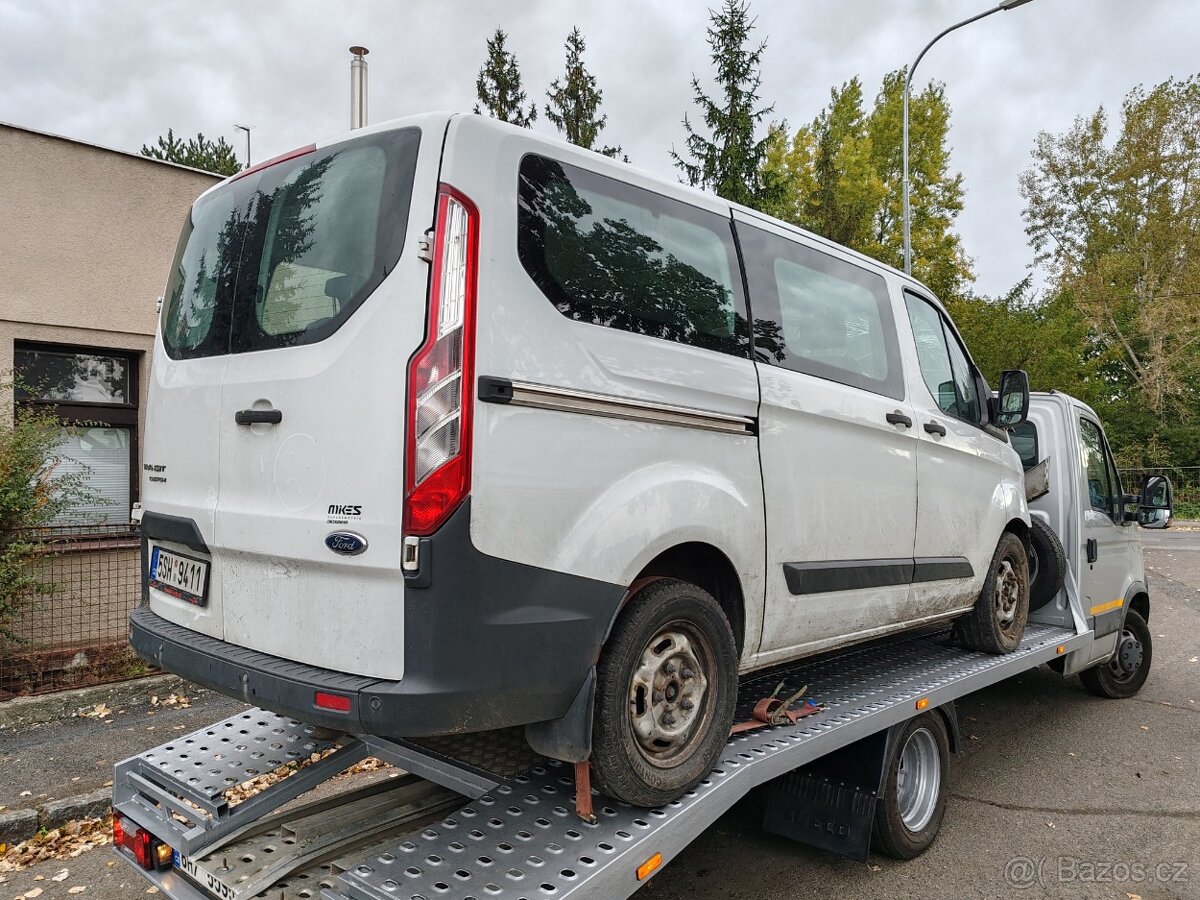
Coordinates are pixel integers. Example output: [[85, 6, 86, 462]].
[[132, 112, 1034, 807]]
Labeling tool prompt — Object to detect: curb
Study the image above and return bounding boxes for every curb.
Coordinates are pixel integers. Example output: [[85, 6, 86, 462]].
[[0, 673, 194, 729], [0, 787, 114, 845]]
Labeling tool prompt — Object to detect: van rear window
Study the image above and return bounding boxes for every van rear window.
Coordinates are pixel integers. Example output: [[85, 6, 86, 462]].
[[517, 154, 749, 357], [161, 128, 420, 358]]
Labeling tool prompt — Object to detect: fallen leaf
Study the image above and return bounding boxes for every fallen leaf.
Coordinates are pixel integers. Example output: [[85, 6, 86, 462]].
[[1126, 894, 1142, 900], [1140, 725, 1150, 731], [67, 888, 86, 895], [18, 792, 31, 798], [1189, 657, 1198, 663], [51, 870, 69, 882], [867, 863, 881, 872], [1046, 821, 1056, 829], [146, 888, 159, 894], [25, 889, 43, 899]]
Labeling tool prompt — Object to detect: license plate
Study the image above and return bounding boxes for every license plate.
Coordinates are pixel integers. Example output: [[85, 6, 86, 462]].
[[149, 545, 209, 607]]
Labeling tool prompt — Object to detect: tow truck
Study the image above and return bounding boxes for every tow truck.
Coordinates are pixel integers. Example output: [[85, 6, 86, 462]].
[[111, 392, 1172, 899]]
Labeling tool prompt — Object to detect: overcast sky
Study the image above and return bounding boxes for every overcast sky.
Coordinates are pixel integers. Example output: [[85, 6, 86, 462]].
[[1, 0, 1193, 298]]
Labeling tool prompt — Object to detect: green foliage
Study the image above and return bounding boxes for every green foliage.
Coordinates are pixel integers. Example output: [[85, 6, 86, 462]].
[[759, 70, 972, 302], [1021, 76, 1200, 433], [671, 0, 782, 209], [475, 28, 537, 128], [545, 28, 624, 159], [0, 381, 99, 641], [142, 128, 242, 176]]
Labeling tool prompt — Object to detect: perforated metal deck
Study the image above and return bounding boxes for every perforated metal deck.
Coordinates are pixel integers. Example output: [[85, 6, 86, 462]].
[[327, 623, 1086, 900]]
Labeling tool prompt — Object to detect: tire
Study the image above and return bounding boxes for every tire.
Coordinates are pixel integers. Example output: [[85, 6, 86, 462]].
[[957, 532, 1030, 654], [1079, 609, 1152, 699], [872, 712, 950, 860], [591, 578, 738, 807], [1028, 517, 1066, 611]]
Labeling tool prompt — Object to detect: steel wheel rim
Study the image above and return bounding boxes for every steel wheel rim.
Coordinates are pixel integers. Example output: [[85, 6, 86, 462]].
[[1108, 627, 1143, 683], [627, 622, 715, 769], [994, 557, 1022, 636], [896, 727, 940, 832]]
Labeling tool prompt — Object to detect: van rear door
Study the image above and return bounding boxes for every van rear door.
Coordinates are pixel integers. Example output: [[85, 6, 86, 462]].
[[147, 120, 444, 680]]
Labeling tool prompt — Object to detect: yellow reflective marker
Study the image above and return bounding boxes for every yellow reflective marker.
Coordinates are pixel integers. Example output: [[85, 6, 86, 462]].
[[637, 852, 663, 881], [915, 697, 930, 711], [1056, 645, 1066, 655], [1089, 598, 1124, 616]]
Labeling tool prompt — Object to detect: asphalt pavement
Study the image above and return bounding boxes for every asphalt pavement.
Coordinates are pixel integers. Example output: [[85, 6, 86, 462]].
[[2, 530, 1197, 899]]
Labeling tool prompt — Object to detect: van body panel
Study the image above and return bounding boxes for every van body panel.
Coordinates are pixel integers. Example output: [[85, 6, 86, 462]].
[[442, 116, 766, 663], [142, 354, 228, 638]]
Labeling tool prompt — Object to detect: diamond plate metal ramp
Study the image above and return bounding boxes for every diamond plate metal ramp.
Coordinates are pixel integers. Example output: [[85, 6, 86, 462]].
[[328, 623, 1086, 900]]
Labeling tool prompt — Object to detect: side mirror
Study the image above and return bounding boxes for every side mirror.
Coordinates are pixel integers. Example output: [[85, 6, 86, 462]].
[[1138, 475, 1173, 528], [995, 370, 1030, 427]]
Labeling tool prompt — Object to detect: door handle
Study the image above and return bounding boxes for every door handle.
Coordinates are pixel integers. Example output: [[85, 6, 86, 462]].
[[1086, 538, 1098, 563], [885, 411, 913, 428], [235, 409, 282, 426], [923, 421, 947, 437]]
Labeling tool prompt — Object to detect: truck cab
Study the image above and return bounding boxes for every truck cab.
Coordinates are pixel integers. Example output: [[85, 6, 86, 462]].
[[1016, 392, 1166, 689]]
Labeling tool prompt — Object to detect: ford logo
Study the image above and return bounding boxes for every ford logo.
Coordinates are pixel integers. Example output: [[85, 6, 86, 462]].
[[325, 532, 368, 556]]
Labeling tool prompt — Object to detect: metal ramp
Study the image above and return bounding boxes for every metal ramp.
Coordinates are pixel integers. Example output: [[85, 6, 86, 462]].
[[114, 623, 1087, 900]]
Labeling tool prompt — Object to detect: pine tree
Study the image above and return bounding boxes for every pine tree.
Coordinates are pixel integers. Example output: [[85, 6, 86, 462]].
[[141, 129, 241, 176], [545, 28, 623, 159], [671, 0, 780, 208], [475, 29, 537, 128]]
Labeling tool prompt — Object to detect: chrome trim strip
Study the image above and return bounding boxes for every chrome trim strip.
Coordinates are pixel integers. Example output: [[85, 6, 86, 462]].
[[506, 381, 755, 435]]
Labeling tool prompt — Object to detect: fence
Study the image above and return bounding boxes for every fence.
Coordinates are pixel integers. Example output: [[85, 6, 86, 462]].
[[0, 524, 152, 698], [1118, 466, 1200, 519]]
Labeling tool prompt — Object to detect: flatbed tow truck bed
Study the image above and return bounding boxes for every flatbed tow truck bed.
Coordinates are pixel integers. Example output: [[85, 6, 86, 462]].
[[112, 621, 1089, 900]]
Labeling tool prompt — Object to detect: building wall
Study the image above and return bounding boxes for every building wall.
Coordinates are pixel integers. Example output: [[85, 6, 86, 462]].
[[0, 124, 219, 493]]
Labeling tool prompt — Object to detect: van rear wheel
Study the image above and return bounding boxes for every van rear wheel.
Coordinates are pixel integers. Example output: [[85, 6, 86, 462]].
[[591, 579, 737, 808], [958, 532, 1030, 654]]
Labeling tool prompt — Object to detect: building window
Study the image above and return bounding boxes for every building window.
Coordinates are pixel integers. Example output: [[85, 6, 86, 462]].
[[14, 343, 138, 528]]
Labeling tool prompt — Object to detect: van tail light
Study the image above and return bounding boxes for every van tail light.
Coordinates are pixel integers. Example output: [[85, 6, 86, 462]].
[[404, 185, 479, 537]]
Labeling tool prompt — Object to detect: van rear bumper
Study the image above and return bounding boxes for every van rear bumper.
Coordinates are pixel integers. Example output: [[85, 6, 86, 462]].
[[130, 501, 627, 739]]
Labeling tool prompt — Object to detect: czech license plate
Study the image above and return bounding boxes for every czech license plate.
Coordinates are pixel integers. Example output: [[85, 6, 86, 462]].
[[148, 545, 209, 606]]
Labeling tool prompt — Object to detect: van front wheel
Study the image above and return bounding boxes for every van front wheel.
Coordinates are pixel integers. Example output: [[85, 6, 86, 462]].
[[591, 579, 738, 808], [958, 532, 1030, 654]]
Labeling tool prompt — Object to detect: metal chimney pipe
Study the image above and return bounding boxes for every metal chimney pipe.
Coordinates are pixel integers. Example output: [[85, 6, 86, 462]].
[[349, 46, 369, 129]]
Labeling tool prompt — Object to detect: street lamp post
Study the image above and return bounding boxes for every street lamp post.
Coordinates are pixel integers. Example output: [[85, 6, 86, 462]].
[[234, 124, 253, 167], [901, 0, 1035, 276]]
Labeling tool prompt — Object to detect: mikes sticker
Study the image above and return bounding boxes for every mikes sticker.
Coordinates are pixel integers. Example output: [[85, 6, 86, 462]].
[[327, 503, 363, 524]]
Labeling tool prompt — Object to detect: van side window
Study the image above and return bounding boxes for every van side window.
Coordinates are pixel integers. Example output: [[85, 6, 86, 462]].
[[517, 154, 749, 357], [904, 292, 980, 423], [736, 223, 904, 399], [1079, 417, 1118, 520]]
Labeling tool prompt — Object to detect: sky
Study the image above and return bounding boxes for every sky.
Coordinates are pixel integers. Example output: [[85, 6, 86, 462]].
[[0, 0, 1194, 299]]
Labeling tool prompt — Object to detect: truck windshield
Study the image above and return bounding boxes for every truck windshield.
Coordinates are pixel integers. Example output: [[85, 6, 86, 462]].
[[160, 128, 420, 359]]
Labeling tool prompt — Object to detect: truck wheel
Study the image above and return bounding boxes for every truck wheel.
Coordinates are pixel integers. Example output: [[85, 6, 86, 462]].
[[1079, 609, 1152, 699], [873, 712, 950, 859], [958, 532, 1029, 654], [1028, 517, 1066, 611], [591, 579, 738, 808]]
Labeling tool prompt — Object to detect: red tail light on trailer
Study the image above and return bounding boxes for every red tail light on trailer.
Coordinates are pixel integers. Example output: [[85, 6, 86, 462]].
[[404, 185, 480, 537]]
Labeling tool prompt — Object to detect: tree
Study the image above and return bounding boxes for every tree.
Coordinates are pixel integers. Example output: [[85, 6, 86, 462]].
[[475, 28, 537, 128], [1021, 76, 1200, 428], [671, 0, 781, 209], [1, 382, 99, 641], [141, 129, 241, 176], [759, 70, 972, 302], [545, 28, 623, 159]]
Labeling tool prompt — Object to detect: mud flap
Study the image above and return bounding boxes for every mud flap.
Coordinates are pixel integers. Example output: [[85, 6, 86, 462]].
[[525, 669, 595, 764], [762, 703, 960, 860]]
